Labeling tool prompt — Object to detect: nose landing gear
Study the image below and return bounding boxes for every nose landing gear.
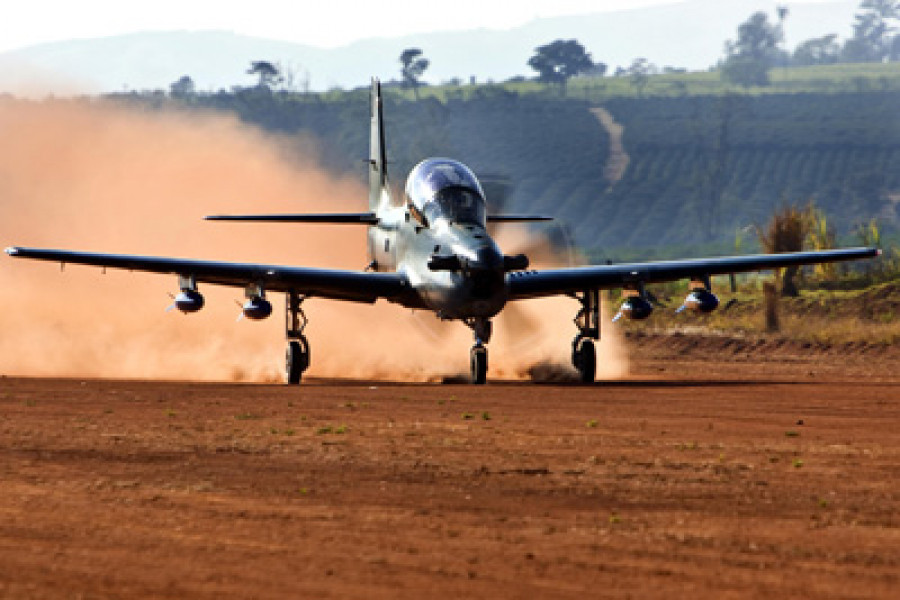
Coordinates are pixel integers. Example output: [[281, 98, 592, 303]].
[[572, 289, 600, 384], [466, 318, 492, 385], [285, 291, 310, 385]]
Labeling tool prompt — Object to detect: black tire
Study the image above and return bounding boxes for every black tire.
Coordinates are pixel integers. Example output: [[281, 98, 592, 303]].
[[286, 337, 310, 385], [470, 346, 488, 385], [575, 338, 596, 384]]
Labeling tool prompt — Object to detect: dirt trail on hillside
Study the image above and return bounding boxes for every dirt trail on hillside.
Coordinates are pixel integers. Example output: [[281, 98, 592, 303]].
[[591, 107, 630, 187]]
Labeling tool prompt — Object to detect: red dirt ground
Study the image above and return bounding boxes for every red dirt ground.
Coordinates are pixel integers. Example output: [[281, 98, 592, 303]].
[[1, 349, 898, 599]]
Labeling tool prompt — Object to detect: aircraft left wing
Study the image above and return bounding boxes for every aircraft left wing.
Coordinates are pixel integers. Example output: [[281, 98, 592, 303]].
[[5, 247, 412, 305], [507, 247, 880, 300]]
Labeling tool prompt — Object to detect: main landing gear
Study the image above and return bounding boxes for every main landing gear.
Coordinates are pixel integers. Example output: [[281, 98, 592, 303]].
[[466, 317, 492, 385], [285, 291, 310, 385], [571, 289, 600, 384]]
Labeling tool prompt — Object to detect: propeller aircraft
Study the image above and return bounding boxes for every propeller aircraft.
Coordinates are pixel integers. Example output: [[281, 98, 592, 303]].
[[5, 80, 880, 384]]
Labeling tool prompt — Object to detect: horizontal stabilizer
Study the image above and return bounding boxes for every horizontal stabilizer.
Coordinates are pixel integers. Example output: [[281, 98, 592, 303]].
[[205, 213, 379, 224], [487, 215, 554, 223]]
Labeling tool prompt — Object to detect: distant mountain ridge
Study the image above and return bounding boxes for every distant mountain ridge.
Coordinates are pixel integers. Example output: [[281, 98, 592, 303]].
[[0, 0, 858, 95]]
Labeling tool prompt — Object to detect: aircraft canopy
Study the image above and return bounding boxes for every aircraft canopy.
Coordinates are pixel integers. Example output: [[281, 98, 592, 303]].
[[405, 158, 486, 226]]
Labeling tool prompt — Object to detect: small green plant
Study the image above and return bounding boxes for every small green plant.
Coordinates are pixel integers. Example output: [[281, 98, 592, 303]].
[[165, 408, 177, 417], [299, 487, 309, 495], [481, 411, 491, 421], [818, 497, 829, 508], [316, 424, 348, 435], [609, 512, 621, 524], [586, 419, 598, 428], [283, 428, 295, 436], [461, 412, 474, 420], [785, 430, 800, 438], [792, 458, 804, 468]]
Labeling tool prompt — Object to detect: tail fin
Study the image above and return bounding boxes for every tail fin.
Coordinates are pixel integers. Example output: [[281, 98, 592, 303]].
[[369, 78, 389, 210]]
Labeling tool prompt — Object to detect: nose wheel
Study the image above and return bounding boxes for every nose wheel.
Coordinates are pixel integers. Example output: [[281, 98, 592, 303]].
[[470, 344, 488, 385], [466, 317, 492, 385]]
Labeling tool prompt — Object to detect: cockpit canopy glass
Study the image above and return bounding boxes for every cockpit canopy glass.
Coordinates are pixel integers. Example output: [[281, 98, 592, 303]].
[[405, 159, 486, 226]]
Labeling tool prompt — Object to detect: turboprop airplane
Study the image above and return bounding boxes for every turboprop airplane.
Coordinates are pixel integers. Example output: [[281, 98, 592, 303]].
[[5, 79, 881, 385]]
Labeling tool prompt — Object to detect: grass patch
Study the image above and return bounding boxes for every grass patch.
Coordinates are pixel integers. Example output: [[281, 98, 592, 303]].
[[317, 425, 349, 435]]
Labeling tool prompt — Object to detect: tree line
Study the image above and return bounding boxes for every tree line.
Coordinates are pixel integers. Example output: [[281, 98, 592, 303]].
[[722, 1, 900, 87], [162, 1, 900, 100]]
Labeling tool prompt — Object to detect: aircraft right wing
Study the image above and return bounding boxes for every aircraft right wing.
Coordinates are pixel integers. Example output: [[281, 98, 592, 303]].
[[5, 246, 416, 305], [507, 247, 881, 300]]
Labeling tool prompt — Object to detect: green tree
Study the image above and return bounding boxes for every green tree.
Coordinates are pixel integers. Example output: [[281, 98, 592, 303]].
[[843, 0, 900, 62], [400, 48, 430, 100], [626, 58, 654, 96], [169, 75, 195, 98], [247, 61, 282, 90], [793, 34, 841, 65], [527, 39, 595, 95], [721, 12, 781, 87]]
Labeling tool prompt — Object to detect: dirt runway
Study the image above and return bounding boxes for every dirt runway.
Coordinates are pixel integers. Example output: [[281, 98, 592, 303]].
[[1, 358, 898, 598]]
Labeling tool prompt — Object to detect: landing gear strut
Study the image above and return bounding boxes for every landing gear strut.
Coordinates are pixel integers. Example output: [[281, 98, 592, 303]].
[[572, 289, 600, 384], [285, 291, 310, 385], [466, 318, 492, 385]]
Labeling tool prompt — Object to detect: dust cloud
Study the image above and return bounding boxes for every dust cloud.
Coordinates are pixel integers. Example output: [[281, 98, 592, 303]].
[[0, 98, 628, 382]]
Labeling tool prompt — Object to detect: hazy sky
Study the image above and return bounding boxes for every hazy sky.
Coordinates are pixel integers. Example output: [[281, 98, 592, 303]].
[[0, 0, 828, 53]]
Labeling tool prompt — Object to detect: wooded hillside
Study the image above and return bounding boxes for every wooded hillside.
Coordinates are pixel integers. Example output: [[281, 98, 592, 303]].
[[108, 87, 900, 257]]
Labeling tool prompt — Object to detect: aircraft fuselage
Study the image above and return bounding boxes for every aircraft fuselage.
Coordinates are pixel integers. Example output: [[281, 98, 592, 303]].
[[367, 201, 508, 320]]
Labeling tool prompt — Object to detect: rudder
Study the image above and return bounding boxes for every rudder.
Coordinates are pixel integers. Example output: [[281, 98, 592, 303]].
[[369, 78, 389, 210]]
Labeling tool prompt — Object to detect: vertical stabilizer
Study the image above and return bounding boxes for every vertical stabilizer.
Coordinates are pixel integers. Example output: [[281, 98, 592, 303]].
[[369, 78, 389, 210]]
